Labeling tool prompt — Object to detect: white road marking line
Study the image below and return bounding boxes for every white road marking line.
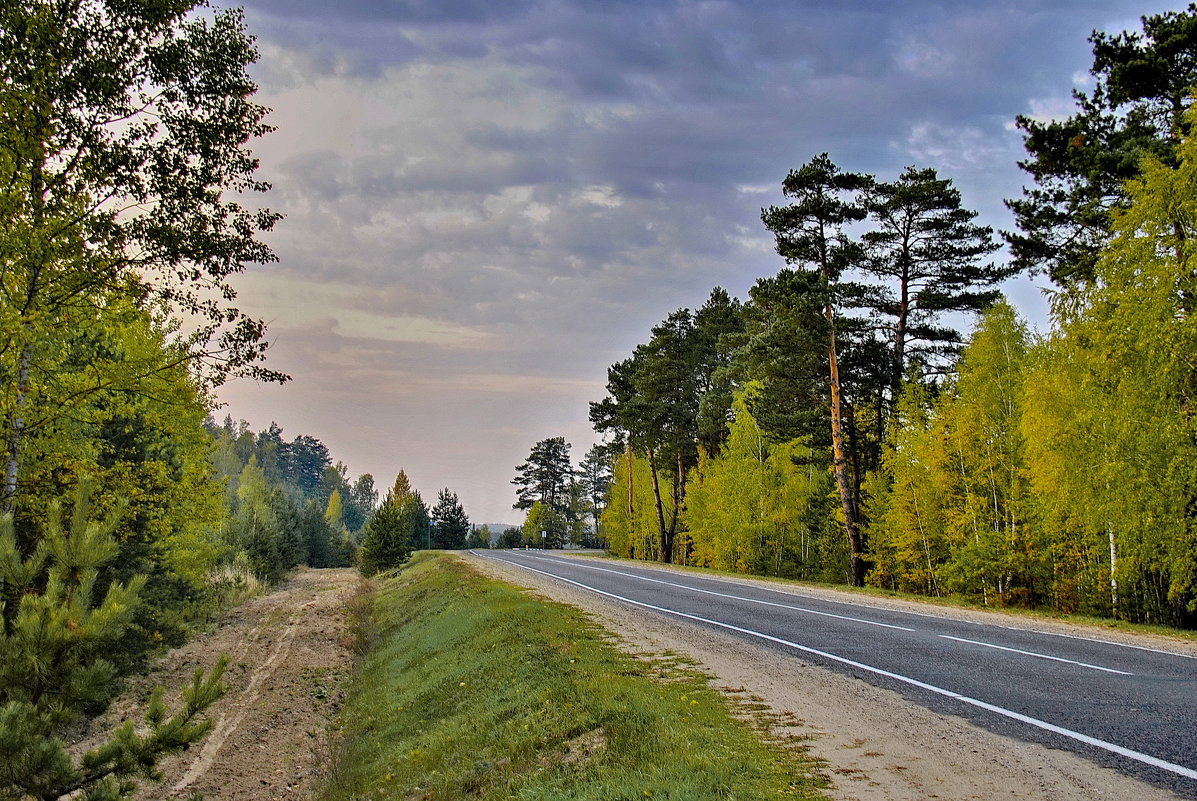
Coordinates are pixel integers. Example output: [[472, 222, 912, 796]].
[[518, 552, 917, 631], [994, 625, 1197, 661], [938, 634, 1133, 675], [483, 553, 1197, 783], [530, 552, 1197, 661]]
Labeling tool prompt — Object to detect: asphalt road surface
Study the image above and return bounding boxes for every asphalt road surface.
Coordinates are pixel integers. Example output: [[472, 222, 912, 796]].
[[476, 549, 1197, 797]]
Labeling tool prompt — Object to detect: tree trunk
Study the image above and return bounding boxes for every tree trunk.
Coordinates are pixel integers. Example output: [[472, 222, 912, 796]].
[[826, 307, 866, 586], [646, 447, 671, 563], [1108, 524, 1119, 613], [3, 342, 31, 511], [625, 442, 635, 556], [675, 450, 692, 564], [894, 267, 909, 395], [5, 150, 45, 513]]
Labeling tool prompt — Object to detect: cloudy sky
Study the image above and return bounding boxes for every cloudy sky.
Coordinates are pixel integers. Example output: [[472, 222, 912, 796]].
[[216, 0, 1179, 524]]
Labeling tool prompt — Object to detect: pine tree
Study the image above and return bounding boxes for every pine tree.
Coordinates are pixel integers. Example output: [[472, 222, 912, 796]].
[[358, 485, 429, 575], [430, 489, 469, 549], [577, 445, 614, 543], [0, 484, 225, 800], [511, 439, 573, 514], [861, 166, 1005, 392], [1006, 6, 1197, 283], [762, 153, 872, 585]]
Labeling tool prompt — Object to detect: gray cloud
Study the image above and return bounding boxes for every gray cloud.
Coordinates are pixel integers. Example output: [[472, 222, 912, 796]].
[[226, 0, 1184, 521]]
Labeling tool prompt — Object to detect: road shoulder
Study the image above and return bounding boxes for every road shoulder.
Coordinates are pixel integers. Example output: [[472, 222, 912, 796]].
[[463, 552, 1186, 801]]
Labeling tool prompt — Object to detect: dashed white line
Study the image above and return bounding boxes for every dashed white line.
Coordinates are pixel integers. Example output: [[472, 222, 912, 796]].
[[938, 634, 1133, 675]]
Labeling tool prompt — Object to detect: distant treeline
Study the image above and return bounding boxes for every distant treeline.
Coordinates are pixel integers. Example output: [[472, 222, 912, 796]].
[[207, 417, 379, 578]]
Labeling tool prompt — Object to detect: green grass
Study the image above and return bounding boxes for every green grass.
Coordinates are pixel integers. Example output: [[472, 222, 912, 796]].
[[319, 553, 826, 801]]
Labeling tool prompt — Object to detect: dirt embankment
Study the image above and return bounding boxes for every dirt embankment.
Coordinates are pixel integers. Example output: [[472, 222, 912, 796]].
[[80, 567, 360, 801], [464, 553, 1190, 801]]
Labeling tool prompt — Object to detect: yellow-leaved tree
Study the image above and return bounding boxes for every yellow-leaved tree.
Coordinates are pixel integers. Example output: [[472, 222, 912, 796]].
[[1023, 110, 1197, 625]]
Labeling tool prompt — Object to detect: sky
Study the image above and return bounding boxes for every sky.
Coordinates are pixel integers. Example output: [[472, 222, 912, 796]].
[[216, 0, 1182, 525]]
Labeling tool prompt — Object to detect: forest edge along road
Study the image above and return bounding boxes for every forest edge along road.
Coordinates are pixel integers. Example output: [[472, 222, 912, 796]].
[[466, 550, 1197, 801]]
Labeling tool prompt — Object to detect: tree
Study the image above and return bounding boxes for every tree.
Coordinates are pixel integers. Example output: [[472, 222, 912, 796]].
[[861, 166, 1005, 392], [684, 389, 836, 579], [512, 438, 573, 514], [282, 435, 331, 497], [391, 471, 414, 505], [577, 445, 614, 543], [300, 498, 346, 569], [1006, 6, 1197, 284], [1019, 118, 1197, 625], [692, 288, 747, 456], [324, 489, 345, 531], [430, 489, 469, 549], [232, 457, 284, 583], [358, 488, 428, 576], [522, 501, 567, 549], [0, 0, 284, 507], [496, 527, 524, 549], [346, 474, 378, 533], [736, 269, 832, 444], [465, 524, 491, 549], [590, 310, 709, 563], [761, 153, 872, 586], [0, 485, 226, 800], [918, 304, 1042, 605]]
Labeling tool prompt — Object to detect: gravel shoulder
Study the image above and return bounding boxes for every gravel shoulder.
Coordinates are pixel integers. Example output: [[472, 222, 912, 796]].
[[77, 567, 360, 801], [463, 552, 1190, 801]]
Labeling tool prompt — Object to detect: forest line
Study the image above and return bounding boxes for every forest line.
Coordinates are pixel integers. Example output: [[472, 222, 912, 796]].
[[586, 8, 1197, 629]]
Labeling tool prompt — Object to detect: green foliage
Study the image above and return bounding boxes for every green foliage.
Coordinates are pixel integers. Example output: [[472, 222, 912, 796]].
[[861, 165, 1006, 390], [684, 389, 840, 580], [495, 527, 524, 549], [1007, 5, 1197, 283], [430, 489, 470, 549], [319, 554, 823, 801], [599, 449, 673, 561], [0, 485, 226, 801], [521, 501, 567, 549], [359, 484, 430, 576], [576, 445, 614, 543], [1018, 116, 1197, 625], [0, 0, 285, 530], [590, 292, 745, 562], [207, 419, 363, 573], [868, 304, 1046, 605], [512, 438, 574, 514], [3, 304, 228, 668], [464, 525, 491, 549], [761, 153, 873, 585]]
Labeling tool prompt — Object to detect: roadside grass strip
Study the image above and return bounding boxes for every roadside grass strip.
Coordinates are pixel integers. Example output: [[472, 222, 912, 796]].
[[319, 553, 826, 801]]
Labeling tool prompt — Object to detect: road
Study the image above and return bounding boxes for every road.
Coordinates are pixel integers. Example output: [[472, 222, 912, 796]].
[[476, 550, 1197, 797]]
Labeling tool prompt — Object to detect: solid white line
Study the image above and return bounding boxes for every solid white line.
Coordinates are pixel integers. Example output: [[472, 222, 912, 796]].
[[483, 553, 1197, 783], [518, 552, 917, 631], [938, 634, 1133, 675], [534, 552, 1197, 661]]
